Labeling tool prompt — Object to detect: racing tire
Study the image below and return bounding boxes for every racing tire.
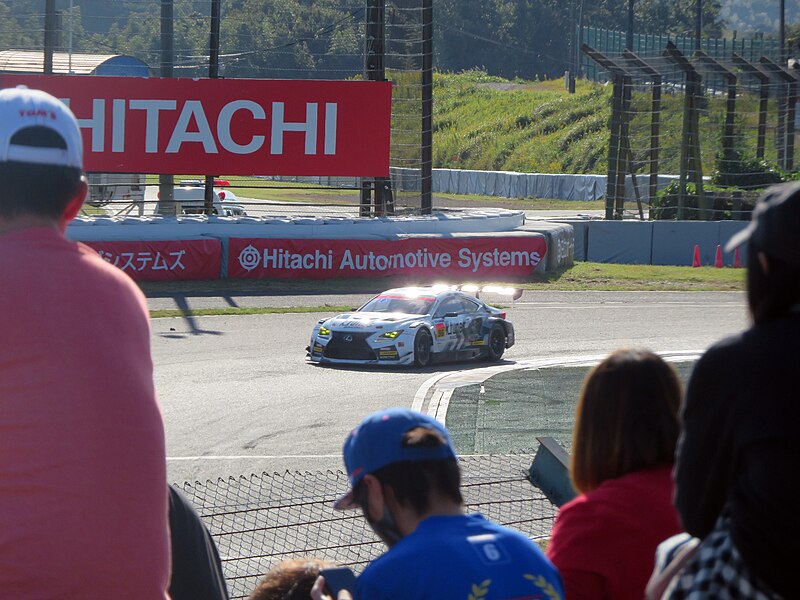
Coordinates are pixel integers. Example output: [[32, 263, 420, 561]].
[[413, 329, 433, 367], [485, 325, 506, 362]]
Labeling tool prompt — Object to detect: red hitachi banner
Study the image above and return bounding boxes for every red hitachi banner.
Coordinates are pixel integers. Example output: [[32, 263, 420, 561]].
[[229, 237, 547, 280], [0, 74, 392, 176], [84, 239, 221, 281]]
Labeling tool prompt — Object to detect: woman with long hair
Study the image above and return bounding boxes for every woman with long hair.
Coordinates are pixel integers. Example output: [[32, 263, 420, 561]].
[[547, 348, 683, 600]]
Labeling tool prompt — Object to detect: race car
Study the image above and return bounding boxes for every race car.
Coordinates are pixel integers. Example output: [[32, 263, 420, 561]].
[[306, 286, 516, 367]]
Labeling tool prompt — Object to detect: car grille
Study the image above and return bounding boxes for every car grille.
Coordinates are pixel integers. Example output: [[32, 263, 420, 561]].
[[324, 331, 376, 360]]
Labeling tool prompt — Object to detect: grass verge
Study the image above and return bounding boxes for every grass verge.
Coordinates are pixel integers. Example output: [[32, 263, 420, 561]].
[[534, 262, 746, 292], [143, 262, 745, 318], [150, 305, 355, 319]]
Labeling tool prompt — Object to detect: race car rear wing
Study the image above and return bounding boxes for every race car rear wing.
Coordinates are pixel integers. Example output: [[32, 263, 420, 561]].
[[457, 284, 523, 301]]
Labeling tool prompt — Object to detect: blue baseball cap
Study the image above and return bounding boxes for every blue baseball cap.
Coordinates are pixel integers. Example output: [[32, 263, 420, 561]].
[[334, 408, 458, 510]]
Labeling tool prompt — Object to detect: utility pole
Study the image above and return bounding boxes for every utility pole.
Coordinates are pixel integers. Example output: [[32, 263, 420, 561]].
[[626, 0, 634, 51], [421, 0, 433, 215], [780, 0, 786, 64], [695, 0, 702, 52], [44, 0, 57, 74], [568, 0, 576, 92], [159, 0, 175, 215], [205, 0, 221, 215], [576, 0, 585, 78], [361, 0, 392, 216]]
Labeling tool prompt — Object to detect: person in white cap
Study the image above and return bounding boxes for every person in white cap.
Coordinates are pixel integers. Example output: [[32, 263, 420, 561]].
[[312, 407, 563, 600], [666, 182, 800, 599], [0, 86, 171, 598]]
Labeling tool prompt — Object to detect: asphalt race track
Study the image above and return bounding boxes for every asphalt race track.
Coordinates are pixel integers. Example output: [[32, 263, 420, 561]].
[[153, 290, 749, 483]]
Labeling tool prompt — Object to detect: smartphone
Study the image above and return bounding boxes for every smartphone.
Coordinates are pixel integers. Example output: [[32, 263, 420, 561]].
[[320, 567, 357, 597]]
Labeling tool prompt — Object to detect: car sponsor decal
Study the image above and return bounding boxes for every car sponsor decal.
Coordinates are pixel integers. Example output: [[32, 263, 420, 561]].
[[435, 322, 446, 338]]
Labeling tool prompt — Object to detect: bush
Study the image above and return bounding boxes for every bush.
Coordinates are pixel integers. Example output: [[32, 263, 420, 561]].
[[711, 148, 783, 189], [652, 181, 759, 221]]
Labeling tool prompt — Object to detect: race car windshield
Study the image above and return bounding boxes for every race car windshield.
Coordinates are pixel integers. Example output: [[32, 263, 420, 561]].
[[359, 295, 434, 315]]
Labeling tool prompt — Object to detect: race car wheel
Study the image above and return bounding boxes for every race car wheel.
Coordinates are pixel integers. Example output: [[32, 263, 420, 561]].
[[414, 329, 433, 367], [485, 325, 506, 362]]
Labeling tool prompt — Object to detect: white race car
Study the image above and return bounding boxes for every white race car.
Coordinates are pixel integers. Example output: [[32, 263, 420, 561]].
[[306, 286, 516, 367]]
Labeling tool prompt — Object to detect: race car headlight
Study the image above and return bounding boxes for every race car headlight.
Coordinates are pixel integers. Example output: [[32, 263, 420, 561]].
[[318, 326, 331, 337], [379, 330, 403, 339]]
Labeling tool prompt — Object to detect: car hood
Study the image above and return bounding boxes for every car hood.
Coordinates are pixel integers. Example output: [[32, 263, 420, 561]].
[[324, 312, 426, 329]]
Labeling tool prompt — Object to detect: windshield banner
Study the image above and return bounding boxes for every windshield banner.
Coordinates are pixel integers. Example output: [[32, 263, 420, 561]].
[[0, 73, 392, 177], [84, 239, 221, 281], [228, 236, 547, 280]]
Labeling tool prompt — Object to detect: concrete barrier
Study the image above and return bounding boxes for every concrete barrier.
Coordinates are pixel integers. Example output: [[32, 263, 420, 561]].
[[67, 209, 576, 280], [553, 218, 749, 266]]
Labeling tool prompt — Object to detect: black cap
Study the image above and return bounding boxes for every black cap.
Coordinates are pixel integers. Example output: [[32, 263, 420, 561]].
[[724, 182, 800, 266]]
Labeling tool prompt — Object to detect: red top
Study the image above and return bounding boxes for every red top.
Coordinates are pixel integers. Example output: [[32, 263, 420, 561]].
[[546, 465, 681, 600], [0, 227, 170, 599]]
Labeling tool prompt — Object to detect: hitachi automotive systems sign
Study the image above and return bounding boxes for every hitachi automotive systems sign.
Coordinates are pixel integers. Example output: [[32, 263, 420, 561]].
[[0, 74, 392, 176]]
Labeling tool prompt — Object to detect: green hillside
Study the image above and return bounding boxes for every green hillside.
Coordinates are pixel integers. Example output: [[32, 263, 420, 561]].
[[433, 72, 611, 174], [432, 70, 787, 180]]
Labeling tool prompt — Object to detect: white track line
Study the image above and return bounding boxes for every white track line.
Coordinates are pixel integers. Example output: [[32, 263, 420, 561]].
[[415, 350, 703, 420], [167, 454, 341, 461]]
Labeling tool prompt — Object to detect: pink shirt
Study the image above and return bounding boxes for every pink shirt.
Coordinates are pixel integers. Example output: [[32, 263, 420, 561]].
[[0, 227, 170, 598], [546, 465, 682, 600]]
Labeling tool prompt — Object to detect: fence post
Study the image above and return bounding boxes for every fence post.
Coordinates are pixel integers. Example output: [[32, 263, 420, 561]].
[[624, 50, 663, 211], [665, 42, 705, 219], [732, 53, 770, 161], [760, 56, 797, 170]]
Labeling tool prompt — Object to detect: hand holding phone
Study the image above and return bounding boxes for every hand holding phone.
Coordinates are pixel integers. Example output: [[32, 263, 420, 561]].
[[320, 567, 357, 598]]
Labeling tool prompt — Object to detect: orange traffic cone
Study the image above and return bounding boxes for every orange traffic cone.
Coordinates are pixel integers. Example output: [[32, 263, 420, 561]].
[[692, 244, 702, 268], [733, 247, 742, 268], [714, 245, 723, 268]]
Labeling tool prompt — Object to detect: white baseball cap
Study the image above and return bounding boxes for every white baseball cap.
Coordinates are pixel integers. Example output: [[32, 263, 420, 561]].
[[0, 85, 83, 170]]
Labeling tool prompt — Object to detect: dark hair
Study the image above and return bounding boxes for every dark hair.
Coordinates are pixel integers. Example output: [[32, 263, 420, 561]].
[[354, 427, 463, 516], [0, 126, 83, 220], [746, 244, 800, 324], [249, 558, 334, 600], [570, 348, 681, 494]]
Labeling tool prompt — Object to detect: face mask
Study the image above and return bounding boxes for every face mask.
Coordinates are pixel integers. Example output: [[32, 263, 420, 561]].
[[361, 485, 403, 547]]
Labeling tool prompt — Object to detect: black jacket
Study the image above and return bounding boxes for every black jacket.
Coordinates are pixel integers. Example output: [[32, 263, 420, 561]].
[[674, 310, 800, 597]]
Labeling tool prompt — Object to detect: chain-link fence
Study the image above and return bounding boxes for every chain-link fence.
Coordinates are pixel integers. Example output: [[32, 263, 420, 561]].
[[175, 453, 556, 600], [581, 27, 781, 83], [583, 41, 799, 220]]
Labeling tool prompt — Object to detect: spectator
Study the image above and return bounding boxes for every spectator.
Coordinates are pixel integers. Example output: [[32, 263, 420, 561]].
[[317, 407, 563, 600], [668, 183, 800, 599], [251, 558, 334, 600], [546, 348, 683, 600], [0, 86, 170, 597]]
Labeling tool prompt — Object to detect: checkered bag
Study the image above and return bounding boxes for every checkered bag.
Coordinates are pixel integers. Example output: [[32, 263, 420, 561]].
[[663, 512, 784, 600]]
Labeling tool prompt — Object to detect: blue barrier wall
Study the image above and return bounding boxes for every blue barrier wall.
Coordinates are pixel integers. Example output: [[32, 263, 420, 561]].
[[559, 219, 750, 266]]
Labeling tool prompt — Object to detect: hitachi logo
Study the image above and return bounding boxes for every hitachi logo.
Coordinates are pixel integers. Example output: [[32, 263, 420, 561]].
[[60, 98, 338, 156]]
